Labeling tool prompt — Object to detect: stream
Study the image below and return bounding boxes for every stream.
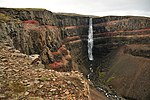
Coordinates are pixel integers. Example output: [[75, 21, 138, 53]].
[[86, 64, 124, 100]]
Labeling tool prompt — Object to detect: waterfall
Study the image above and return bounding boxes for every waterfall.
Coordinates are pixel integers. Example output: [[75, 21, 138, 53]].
[[87, 18, 121, 100], [88, 18, 94, 60]]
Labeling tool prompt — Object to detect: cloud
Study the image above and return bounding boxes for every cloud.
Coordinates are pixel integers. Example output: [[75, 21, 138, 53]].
[[0, 0, 149, 17], [90, 10, 150, 17]]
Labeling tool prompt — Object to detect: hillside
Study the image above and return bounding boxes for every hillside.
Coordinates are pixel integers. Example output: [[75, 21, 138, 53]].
[[0, 7, 150, 100], [0, 43, 89, 99]]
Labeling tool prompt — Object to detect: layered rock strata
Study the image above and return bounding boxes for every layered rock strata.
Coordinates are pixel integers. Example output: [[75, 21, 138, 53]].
[[0, 8, 150, 100]]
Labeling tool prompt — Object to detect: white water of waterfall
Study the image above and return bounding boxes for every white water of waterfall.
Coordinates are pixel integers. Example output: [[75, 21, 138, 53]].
[[88, 18, 94, 61]]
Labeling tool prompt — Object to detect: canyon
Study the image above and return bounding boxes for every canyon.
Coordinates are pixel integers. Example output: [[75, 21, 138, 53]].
[[0, 8, 150, 100]]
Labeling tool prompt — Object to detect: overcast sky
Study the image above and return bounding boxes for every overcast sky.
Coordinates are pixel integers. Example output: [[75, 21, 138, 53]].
[[0, 0, 150, 17]]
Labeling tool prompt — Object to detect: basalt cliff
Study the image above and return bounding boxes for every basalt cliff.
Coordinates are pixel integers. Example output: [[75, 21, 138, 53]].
[[0, 8, 150, 100]]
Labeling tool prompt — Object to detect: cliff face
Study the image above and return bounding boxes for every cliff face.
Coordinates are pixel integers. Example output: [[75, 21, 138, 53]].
[[92, 16, 150, 100], [0, 8, 73, 71], [0, 8, 150, 100], [0, 8, 91, 73], [92, 16, 150, 59]]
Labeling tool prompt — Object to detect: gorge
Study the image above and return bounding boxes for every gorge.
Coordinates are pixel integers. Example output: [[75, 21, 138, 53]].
[[0, 8, 150, 100]]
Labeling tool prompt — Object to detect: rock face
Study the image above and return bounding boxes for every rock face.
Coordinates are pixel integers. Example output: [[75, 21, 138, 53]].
[[0, 8, 72, 71], [92, 16, 150, 100], [0, 8, 150, 100]]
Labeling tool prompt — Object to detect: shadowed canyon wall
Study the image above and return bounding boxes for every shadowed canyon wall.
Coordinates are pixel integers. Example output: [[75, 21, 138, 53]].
[[0, 8, 150, 100]]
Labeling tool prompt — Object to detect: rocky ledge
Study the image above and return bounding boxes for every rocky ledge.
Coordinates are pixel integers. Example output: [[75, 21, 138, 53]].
[[0, 43, 91, 100]]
